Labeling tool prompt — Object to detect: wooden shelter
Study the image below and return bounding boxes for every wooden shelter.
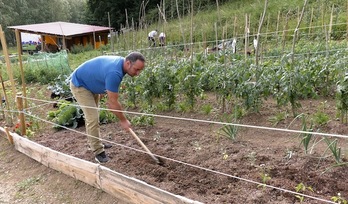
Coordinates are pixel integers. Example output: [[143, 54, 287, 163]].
[[9, 21, 112, 52]]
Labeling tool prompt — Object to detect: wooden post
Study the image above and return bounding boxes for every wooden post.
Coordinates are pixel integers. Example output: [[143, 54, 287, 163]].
[[309, 7, 314, 36], [190, 0, 194, 60], [93, 30, 96, 49], [245, 14, 249, 58], [291, 0, 308, 63], [214, 22, 218, 59], [233, 16, 237, 37], [255, 0, 268, 69], [16, 93, 26, 136], [108, 12, 114, 52], [4, 127, 13, 145], [329, 5, 334, 41], [276, 11, 280, 46], [0, 74, 10, 124], [0, 25, 17, 104], [282, 11, 289, 53], [15, 29, 28, 109]]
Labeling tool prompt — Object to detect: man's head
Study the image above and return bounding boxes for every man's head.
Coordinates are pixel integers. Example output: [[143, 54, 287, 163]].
[[124, 52, 145, 77]]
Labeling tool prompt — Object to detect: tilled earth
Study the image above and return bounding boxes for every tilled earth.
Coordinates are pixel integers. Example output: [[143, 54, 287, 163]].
[[31, 98, 348, 204]]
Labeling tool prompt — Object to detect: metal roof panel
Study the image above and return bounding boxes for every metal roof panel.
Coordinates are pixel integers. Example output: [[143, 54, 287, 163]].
[[9, 21, 111, 36]]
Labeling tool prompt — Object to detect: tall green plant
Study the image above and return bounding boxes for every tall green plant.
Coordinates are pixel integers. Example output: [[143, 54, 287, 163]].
[[336, 73, 348, 124]]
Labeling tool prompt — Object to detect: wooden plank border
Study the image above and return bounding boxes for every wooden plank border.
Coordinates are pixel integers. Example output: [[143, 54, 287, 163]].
[[0, 127, 203, 204]]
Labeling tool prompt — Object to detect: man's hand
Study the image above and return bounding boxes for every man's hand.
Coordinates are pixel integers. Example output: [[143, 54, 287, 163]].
[[119, 119, 131, 131]]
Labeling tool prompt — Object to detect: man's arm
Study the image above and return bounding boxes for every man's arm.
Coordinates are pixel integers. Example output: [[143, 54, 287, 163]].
[[106, 90, 131, 130]]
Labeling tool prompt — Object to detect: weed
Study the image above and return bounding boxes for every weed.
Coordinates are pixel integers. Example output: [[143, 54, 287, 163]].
[[312, 111, 330, 127], [331, 193, 348, 204], [153, 131, 161, 141], [131, 115, 154, 126], [192, 141, 201, 151], [257, 167, 271, 189], [284, 149, 294, 160], [311, 101, 330, 126], [246, 151, 257, 166], [201, 104, 213, 115], [294, 183, 314, 203], [17, 175, 42, 191], [268, 112, 287, 126], [177, 102, 189, 113]]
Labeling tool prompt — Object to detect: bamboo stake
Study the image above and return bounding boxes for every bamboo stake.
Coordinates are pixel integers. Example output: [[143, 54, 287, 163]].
[[244, 14, 249, 58], [108, 12, 114, 52], [15, 29, 27, 109], [265, 14, 270, 41], [216, 0, 221, 24], [291, 0, 308, 63], [175, 0, 186, 51], [215, 22, 218, 59], [329, 4, 334, 41], [16, 93, 26, 136], [132, 18, 135, 50], [282, 11, 290, 53], [0, 74, 10, 125], [233, 16, 237, 37], [309, 7, 313, 36], [0, 25, 17, 106], [222, 25, 226, 113], [276, 11, 280, 46], [255, 0, 268, 69], [4, 127, 13, 145], [190, 0, 193, 61]]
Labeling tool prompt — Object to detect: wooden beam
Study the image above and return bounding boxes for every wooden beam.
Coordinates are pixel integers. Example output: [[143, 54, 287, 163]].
[[0, 128, 202, 204]]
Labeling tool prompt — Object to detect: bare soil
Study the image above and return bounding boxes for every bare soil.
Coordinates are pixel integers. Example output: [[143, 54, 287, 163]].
[[2, 95, 348, 204]]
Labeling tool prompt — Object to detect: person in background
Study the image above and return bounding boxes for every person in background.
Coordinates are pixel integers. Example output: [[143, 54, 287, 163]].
[[148, 30, 158, 47], [70, 52, 146, 163], [159, 32, 166, 47]]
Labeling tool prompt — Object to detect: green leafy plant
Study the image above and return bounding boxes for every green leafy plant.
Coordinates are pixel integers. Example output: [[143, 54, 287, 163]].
[[295, 183, 314, 203], [324, 137, 342, 164], [130, 108, 155, 127], [257, 167, 271, 189], [312, 111, 330, 126], [47, 101, 84, 129], [219, 124, 238, 140], [336, 73, 348, 124], [17, 175, 42, 191], [299, 116, 314, 154], [201, 104, 213, 115], [331, 193, 348, 204], [47, 74, 73, 100]]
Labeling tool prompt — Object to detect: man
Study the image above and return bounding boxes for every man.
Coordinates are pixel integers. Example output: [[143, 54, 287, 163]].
[[148, 30, 158, 47], [70, 52, 146, 163], [159, 32, 166, 47]]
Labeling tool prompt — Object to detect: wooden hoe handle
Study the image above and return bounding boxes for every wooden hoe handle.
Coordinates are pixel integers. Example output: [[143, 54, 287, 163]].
[[128, 128, 161, 164]]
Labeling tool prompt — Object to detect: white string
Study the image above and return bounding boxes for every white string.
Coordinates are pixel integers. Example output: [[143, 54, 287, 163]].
[[110, 22, 348, 53], [20, 109, 336, 204], [21, 95, 348, 140]]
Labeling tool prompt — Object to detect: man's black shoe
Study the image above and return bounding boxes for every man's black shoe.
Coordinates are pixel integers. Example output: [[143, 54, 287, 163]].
[[95, 151, 109, 163], [103, 143, 112, 149]]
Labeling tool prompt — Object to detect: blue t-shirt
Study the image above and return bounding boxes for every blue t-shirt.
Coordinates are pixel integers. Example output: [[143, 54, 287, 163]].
[[71, 56, 126, 94]]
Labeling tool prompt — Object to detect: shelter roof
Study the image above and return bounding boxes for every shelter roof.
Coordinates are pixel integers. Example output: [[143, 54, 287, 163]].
[[9, 21, 111, 37]]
